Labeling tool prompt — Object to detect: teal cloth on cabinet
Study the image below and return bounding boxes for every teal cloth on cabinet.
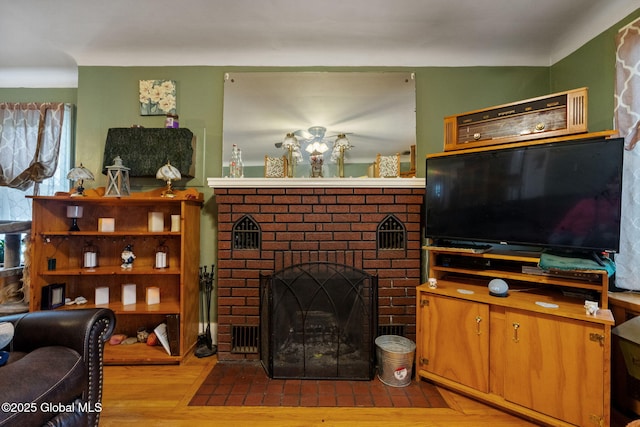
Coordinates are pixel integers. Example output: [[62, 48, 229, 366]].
[[538, 252, 616, 277]]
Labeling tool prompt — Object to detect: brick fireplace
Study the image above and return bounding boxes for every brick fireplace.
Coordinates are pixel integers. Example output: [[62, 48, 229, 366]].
[[208, 177, 425, 362]]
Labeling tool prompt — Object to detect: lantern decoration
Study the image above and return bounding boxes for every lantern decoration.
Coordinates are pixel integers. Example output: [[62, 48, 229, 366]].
[[105, 156, 131, 197], [154, 241, 169, 269], [82, 241, 98, 269]]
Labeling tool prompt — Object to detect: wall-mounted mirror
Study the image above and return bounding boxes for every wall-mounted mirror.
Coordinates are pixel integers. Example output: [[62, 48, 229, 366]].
[[222, 72, 416, 178]]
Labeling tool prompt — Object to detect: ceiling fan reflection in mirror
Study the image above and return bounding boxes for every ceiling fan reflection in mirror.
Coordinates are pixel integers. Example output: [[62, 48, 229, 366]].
[[275, 126, 353, 150], [276, 126, 354, 178]]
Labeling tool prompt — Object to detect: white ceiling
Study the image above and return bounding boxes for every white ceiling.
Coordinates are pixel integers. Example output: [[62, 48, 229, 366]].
[[1, 0, 638, 88]]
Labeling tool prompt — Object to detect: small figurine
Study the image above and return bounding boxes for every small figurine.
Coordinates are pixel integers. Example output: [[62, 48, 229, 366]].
[[137, 327, 149, 343], [121, 244, 136, 269]]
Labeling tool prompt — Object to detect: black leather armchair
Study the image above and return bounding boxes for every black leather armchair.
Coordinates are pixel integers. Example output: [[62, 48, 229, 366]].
[[0, 308, 115, 427]]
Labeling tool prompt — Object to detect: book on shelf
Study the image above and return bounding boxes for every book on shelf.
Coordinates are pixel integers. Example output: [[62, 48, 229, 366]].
[[153, 323, 171, 356], [153, 315, 181, 356]]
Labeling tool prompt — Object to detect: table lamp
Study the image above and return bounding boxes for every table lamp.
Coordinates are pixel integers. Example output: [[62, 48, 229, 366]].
[[156, 161, 181, 198], [66, 164, 94, 196], [67, 205, 83, 231]]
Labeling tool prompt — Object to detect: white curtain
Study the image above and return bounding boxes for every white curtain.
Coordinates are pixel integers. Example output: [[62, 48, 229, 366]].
[[0, 103, 72, 221], [0, 102, 65, 190], [613, 17, 640, 291]]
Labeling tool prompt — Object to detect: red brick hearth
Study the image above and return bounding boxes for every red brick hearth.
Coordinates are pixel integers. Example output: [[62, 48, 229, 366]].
[[210, 179, 425, 361]]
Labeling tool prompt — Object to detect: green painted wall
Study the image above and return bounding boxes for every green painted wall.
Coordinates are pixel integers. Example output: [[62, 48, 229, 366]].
[[550, 8, 640, 132], [0, 88, 77, 104], [414, 66, 549, 175]]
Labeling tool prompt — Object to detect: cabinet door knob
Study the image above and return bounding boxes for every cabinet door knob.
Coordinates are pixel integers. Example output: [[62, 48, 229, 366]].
[[512, 322, 520, 343], [589, 333, 605, 346], [475, 316, 482, 335]]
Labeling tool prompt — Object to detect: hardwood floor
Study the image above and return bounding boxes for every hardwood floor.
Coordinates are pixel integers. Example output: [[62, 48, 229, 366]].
[[100, 353, 541, 427]]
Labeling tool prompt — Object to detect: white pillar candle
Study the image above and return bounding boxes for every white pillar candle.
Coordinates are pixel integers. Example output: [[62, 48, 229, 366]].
[[146, 287, 160, 305], [95, 287, 109, 305], [84, 251, 97, 268], [122, 284, 137, 305], [98, 218, 115, 232], [171, 214, 181, 232], [148, 212, 164, 232], [155, 251, 167, 268]]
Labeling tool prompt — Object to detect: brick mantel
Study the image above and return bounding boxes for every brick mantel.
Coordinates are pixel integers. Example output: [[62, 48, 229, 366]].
[[208, 177, 425, 361]]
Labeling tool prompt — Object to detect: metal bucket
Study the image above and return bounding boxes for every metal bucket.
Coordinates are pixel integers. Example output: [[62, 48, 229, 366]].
[[375, 335, 416, 387]]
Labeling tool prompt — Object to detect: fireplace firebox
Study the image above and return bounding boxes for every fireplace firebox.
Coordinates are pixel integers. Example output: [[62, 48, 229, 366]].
[[260, 262, 378, 380]]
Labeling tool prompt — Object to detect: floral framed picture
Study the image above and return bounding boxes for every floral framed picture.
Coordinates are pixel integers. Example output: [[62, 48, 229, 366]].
[[139, 79, 177, 116]]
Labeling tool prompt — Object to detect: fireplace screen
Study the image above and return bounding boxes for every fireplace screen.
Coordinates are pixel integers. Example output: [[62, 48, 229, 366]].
[[260, 262, 377, 380]]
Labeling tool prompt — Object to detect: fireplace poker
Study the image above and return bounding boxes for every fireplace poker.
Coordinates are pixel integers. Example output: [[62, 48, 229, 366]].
[[195, 264, 216, 358]]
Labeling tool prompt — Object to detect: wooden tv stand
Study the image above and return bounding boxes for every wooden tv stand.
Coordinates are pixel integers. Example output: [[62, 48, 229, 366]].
[[417, 246, 614, 427]]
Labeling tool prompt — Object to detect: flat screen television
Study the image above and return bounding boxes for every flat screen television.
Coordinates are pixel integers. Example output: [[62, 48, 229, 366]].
[[425, 137, 624, 254]]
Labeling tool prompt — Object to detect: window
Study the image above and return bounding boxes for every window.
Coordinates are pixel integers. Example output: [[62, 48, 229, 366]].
[[0, 104, 73, 221], [0, 103, 73, 266]]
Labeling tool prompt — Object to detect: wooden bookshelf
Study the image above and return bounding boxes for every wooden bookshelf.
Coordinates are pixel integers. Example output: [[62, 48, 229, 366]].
[[29, 188, 203, 364]]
